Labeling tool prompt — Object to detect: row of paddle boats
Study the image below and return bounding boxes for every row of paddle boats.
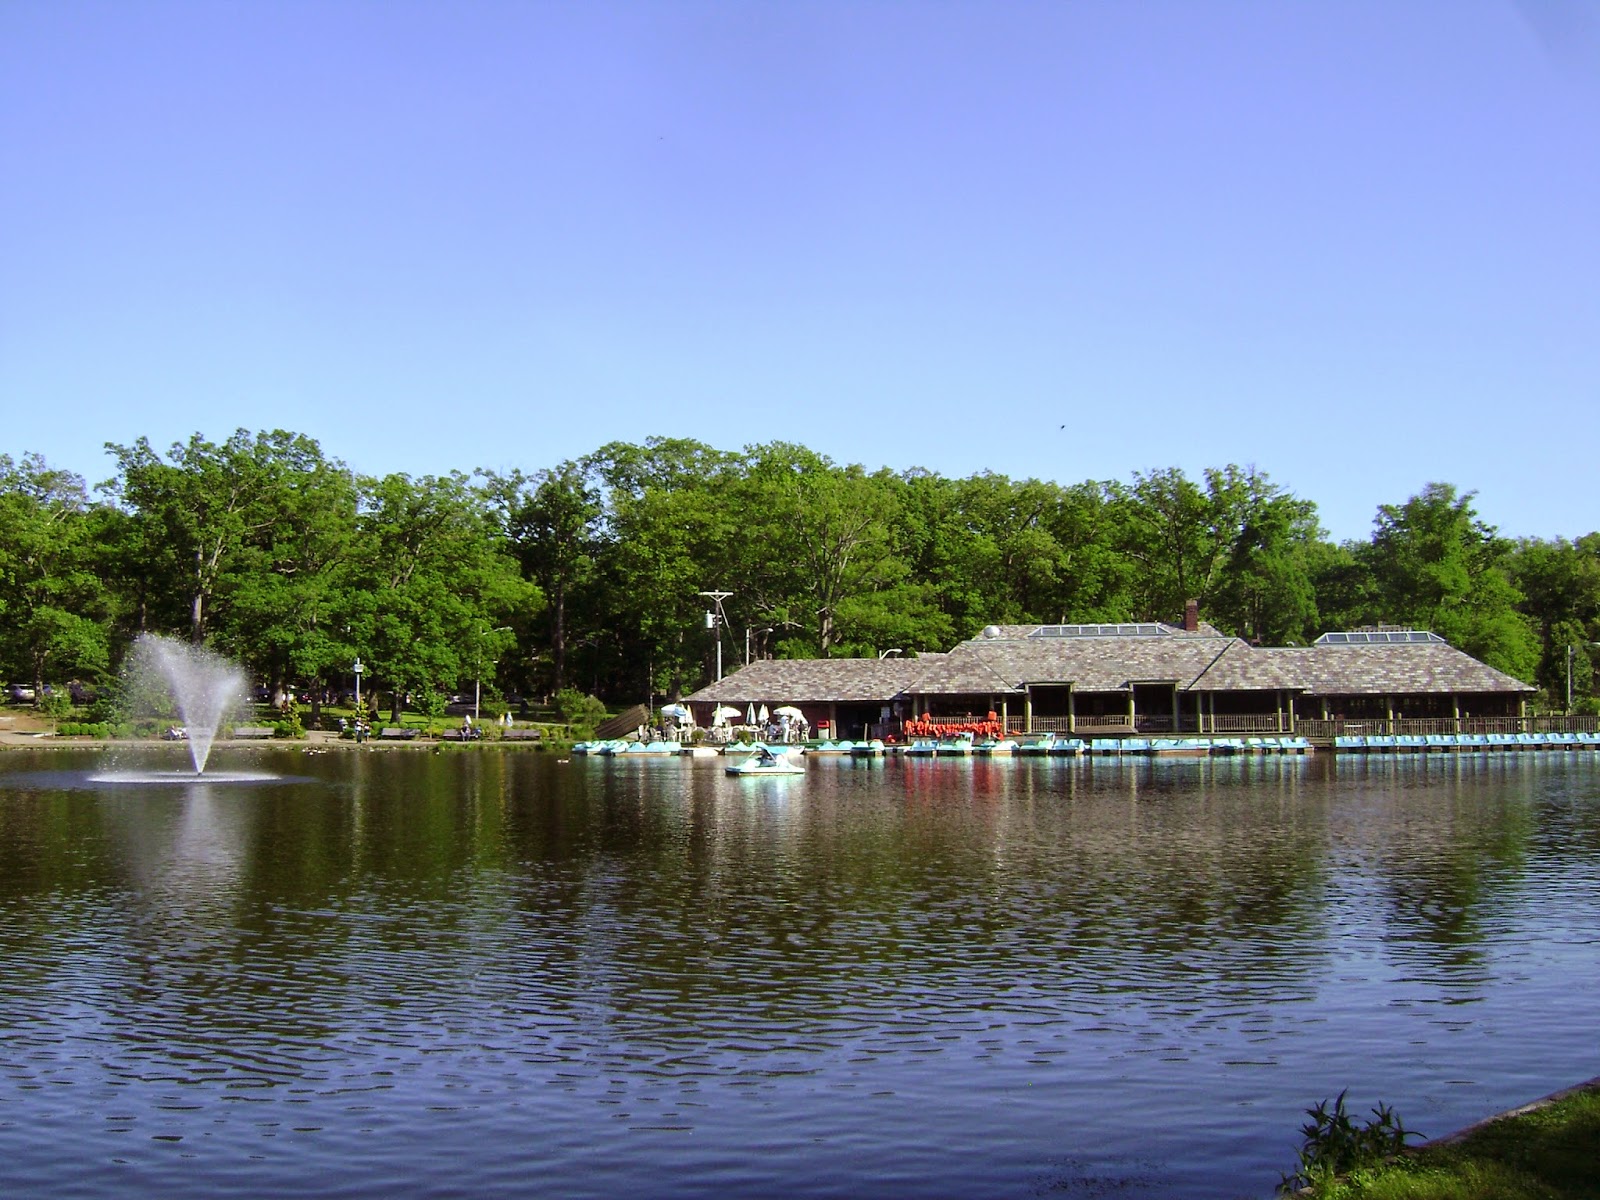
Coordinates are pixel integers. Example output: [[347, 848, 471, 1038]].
[[577, 732, 1600, 761], [1334, 731, 1600, 752]]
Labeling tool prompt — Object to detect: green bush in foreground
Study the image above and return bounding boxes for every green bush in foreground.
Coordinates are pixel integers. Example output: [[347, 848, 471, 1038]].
[[1282, 1092, 1418, 1195], [1283, 1086, 1600, 1199]]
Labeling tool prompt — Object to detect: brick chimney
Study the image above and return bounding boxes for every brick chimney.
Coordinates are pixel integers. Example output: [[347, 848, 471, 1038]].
[[1183, 598, 1200, 632]]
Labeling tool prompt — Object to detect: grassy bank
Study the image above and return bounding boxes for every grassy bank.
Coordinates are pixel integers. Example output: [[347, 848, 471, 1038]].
[[1290, 1081, 1600, 1199]]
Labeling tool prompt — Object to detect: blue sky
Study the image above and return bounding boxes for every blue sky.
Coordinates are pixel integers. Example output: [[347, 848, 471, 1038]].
[[3, 0, 1596, 542]]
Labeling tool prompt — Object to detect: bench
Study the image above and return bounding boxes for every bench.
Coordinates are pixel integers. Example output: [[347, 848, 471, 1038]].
[[379, 727, 420, 740], [501, 728, 542, 742], [232, 726, 276, 739], [438, 729, 482, 742]]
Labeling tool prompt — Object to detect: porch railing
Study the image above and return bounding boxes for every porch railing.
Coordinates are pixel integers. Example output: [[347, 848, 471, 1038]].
[[1297, 715, 1599, 741], [1203, 713, 1283, 733]]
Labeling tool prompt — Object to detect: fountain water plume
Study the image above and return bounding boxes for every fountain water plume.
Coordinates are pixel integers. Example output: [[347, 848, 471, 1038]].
[[127, 634, 246, 775]]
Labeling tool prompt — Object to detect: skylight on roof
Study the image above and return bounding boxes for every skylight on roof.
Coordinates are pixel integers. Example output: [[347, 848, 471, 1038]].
[[1315, 630, 1447, 646], [1030, 623, 1170, 638]]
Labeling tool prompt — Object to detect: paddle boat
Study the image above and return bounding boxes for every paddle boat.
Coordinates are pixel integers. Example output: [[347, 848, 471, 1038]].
[[725, 745, 806, 776], [935, 731, 975, 756]]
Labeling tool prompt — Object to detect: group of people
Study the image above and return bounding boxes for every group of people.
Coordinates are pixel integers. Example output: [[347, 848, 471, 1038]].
[[339, 716, 371, 742], [459, 711, 514, 740]]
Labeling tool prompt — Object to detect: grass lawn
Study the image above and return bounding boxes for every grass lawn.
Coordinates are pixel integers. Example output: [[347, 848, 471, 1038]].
[[1292, 1082, 1600, 1199]]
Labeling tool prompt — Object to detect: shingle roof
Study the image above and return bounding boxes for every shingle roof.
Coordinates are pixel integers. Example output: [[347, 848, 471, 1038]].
[[685, 626, 1533, 705], [1285, 644, 1528, 696], [686, 656, 926, 703], [911, 635, 1241, 694]]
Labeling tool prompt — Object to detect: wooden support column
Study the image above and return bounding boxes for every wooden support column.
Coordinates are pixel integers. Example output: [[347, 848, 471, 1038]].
[[1024, 686, 1034, 734], [1386, 696, 1395, 735], [1171, 686, 1179, 732], [1067, 688, 1075, 735], [1000, 698, 1008, 733], [1452, 694, 1461, 733], [1287, 691, 1296, 732], [1127, 688, 1136, 730]]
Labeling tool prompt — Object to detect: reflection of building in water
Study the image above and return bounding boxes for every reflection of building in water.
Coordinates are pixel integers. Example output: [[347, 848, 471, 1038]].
[[687, 614, 1533, 743]]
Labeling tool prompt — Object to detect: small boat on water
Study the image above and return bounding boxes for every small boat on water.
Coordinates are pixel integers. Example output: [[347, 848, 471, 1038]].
[[975, 738, 1018, 756], [725, 746, 806, 776], [935, 731, 975, 756], [849, 739, 885, 757]]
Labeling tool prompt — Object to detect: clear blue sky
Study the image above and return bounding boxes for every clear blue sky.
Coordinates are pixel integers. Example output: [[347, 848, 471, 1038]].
[[3, 0, 1596, 542]]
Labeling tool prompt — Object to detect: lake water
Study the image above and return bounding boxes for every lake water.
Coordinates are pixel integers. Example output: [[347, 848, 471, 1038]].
[[1, 747, 1596, 1199]]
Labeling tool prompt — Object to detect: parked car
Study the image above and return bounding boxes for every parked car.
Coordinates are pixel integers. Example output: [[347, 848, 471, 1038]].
[[8, 685, 36, 704]]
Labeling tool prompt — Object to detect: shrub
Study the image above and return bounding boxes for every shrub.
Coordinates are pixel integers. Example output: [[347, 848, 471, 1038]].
[[275, 702, 304, 739], [1280, 1091, 1418, 1195], [38, 689, 73, 720], [57, 722, 112, 738], [555, 689, 607, 740]]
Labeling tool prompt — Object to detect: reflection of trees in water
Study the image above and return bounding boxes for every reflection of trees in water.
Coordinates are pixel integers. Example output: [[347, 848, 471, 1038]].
[[1344, 759, 1544, 977], [521, 761, 1342, 1040], [7, 753, 1595, 1067]]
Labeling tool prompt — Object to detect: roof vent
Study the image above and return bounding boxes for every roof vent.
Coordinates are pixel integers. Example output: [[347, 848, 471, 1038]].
[[982, 625, 1002, 639]]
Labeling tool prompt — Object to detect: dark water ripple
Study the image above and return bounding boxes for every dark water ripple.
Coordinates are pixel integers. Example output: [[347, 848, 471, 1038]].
[[1, 749, 1597, 1198]]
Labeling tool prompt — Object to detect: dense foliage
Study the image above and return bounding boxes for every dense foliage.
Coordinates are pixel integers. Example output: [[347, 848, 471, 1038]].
[[1, 432, 1596, 713]]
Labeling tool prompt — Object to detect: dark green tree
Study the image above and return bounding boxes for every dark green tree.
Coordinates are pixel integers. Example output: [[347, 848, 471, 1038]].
[[0, 454, 111, 694], [1363, 483, 1537, 679], [355, 472, 535, 721]]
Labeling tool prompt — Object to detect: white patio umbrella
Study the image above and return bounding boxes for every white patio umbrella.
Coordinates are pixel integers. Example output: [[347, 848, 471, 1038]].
[[758, 704, 770, 722], [746, 703, 756, 724], [773, 706, 804, 719], [713, 705, 742, 726], [661, 703, 691, 722]]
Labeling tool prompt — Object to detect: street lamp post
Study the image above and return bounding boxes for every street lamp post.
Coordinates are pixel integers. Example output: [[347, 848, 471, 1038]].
[[699, 590, 732, 681], [353, 657, 363, 714]]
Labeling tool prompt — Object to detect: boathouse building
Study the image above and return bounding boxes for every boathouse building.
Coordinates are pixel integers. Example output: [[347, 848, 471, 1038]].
[[685, 620, 1533, 742]]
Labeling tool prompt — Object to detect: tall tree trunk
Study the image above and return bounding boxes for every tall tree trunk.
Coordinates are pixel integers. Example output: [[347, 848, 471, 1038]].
[[553, 583, 566, 693]]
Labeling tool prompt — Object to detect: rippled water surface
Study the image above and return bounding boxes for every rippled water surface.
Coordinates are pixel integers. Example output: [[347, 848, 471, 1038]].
[[1, 747, 1597, 1198]]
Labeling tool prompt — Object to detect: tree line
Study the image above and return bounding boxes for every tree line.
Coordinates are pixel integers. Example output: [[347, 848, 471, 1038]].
[[2, 430, 1596, 716]]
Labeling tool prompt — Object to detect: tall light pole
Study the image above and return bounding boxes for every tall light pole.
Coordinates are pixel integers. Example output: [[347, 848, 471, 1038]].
[[353, 657, 363, 714], [699, 590, 732, 681]]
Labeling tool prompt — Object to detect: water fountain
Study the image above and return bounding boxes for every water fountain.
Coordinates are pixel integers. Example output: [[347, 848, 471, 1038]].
[[87, 634, 277, 784], [131, 634, 245, 773]]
